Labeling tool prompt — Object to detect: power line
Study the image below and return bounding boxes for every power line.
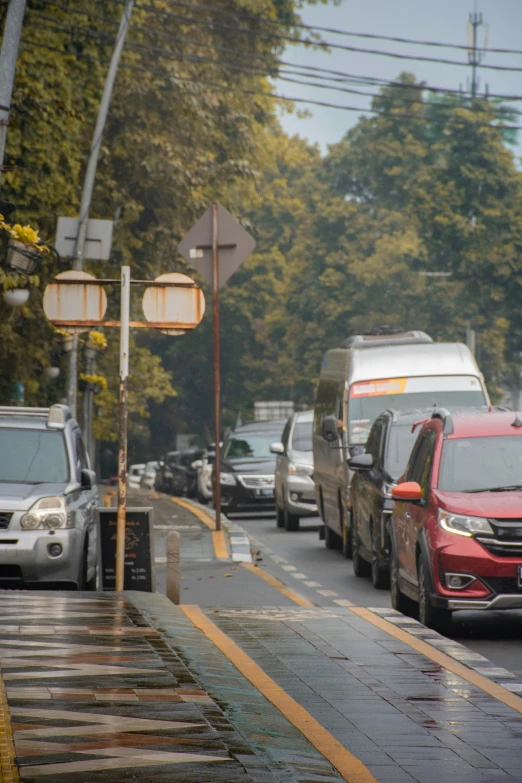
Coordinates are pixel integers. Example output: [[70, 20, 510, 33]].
[[29, 15, 522, 118], [36, 1, 522, 104], [158, 0, 522, 58], [99, 0, 522, 74], [19, 37, 522, 131]]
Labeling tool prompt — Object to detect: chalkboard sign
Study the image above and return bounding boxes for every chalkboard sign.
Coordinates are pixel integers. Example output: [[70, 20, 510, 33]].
[[97, 507, 155, 592]]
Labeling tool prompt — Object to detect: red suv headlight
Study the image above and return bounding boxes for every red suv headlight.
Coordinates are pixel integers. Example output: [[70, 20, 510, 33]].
[[438, 509, 494, 538]]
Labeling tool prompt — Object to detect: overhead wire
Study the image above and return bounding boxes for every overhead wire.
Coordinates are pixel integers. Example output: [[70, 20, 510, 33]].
[[20, 36, 522, 131], [36, 1, 522, 105], [97, 0, 522, 74], [149, 0, 522, 57]]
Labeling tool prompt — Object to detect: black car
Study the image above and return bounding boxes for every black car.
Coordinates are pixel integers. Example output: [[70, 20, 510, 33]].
[[156, 449, 204, 496], [217, 420, 286, 516], [349, 409, 434, 589]]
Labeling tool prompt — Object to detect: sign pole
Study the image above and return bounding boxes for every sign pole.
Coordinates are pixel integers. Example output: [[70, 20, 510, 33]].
[[116, 265, 131, 591], [212, 203, 221, 532]]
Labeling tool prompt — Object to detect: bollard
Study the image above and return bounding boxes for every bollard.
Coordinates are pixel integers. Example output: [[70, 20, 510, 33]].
[[166, 531, 180, 605]]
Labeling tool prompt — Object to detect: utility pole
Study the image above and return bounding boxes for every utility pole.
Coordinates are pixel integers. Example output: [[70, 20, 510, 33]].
[[0, 0, 26, 192], [467, 9, 487, 99], [66, 0, 134, 420]]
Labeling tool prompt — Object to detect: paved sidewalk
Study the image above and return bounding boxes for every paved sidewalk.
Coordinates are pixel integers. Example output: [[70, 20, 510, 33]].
[[1, 589, 522, 782]]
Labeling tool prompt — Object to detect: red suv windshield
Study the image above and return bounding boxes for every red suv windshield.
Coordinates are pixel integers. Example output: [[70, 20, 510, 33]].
[[439, 435, 522, 492]]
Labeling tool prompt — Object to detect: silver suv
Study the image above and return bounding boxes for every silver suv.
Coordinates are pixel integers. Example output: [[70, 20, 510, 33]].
[[272, 410, 317, 531], [0, 405, 98, 589]]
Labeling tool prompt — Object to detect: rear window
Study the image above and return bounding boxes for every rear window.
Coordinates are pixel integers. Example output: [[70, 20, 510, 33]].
[[438, 435, 522, 492], [0, 428, 69, 484]]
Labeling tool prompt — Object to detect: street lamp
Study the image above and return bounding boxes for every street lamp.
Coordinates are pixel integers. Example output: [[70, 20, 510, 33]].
[[2, 288, 29, 306]]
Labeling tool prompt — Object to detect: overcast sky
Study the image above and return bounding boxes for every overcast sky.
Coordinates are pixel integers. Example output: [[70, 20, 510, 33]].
[[275, 0, 522, 160]]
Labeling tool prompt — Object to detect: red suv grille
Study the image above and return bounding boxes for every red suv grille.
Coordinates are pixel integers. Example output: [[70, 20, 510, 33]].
[[476, 519, 522, 557]]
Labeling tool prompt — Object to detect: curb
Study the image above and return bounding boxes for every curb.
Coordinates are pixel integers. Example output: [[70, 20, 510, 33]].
[[173, 498, 253, 564], [370, 607, 522, 694]]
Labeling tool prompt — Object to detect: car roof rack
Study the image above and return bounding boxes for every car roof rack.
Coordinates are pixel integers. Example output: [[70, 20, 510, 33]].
[[0, 404, 72, 429], [431, 408, 453, 434], [342, 330, 432, 349]]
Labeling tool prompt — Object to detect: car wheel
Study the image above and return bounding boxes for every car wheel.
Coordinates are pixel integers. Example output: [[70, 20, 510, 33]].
[[418, 556, 452, 634], [390, 541, 411, 614], [77, 540, 89, 591], [324, 522, 338, 550], [86, 563, 97, 591], [340, 504, 352, 559], [352, 518, 370, 577], [371, 520, 389, 589], [276, 504, 285, 528], [284, 506, 300, 532]]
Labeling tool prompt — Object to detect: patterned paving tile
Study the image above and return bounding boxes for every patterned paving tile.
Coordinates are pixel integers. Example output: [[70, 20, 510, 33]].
[[0, 593, 274, 782]]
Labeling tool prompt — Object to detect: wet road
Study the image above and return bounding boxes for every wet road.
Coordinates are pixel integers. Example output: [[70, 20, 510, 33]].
[[231, 512, 522, 680]]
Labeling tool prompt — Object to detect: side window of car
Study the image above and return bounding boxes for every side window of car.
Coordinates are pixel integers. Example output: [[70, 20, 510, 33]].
[[281, 419, 292, 450], [409, 431, 436, 499], [370, 420, 384, 468], [74, 432, 89, 477], [406, 434, 425, 482]]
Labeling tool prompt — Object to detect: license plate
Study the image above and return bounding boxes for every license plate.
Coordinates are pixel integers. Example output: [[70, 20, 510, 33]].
[[255, 488, 273, 498], [518, 565, 522, 588]]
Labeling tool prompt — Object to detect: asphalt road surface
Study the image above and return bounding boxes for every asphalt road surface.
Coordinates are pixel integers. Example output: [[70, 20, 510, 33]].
[[230, 511, 522, 681]]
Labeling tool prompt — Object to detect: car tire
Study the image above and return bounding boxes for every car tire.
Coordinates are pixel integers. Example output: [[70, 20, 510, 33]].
[[77, 540, 89, 591], [390, 540, 415, 615], [371, 520, 389, 589], [284, 506, 300, 532], [352, 518, 370, 577], [418, 556, 452, 634], [340, 504, 352, 559], [324, 522, 339, 550], [276, 500, 285, 528]]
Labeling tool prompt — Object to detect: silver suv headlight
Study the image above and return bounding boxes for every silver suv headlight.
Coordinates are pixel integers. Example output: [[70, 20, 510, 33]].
[[438, 509, 493, 538], [288, 463, 313, 477], [21, 497, 71, 530], [220, 472, 237, 486]]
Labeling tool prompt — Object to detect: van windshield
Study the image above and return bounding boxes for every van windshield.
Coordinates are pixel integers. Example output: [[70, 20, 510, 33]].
[[349, 376, 486, 444], [0, 428, 69, 484]]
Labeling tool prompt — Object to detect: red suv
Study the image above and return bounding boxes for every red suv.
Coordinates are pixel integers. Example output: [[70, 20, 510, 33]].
[[391, 410, 522, 631]]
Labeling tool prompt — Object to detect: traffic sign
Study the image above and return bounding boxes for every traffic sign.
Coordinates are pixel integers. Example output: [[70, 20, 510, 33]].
[[142, 273, 205, 335], [177, 203, 255, 288], [43, 270, 108, 334], [56, 217, 113, 261]]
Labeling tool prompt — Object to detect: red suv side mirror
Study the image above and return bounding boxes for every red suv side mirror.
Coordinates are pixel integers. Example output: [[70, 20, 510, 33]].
[[392, 481, 422, 502]]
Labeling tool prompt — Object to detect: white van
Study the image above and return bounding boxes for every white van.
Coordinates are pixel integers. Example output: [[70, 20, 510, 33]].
[[312, 332, 489, 554]]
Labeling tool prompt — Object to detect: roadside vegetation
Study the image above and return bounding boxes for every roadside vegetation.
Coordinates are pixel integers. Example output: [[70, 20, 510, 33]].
[[1, 1, 521, 455]]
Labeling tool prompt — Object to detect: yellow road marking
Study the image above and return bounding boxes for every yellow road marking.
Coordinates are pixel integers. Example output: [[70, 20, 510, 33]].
[[212, 530, 229, 559], [0, 674, 19, 782], [171, 497, 215, 530], [350, 607, 522, 715], [171, 497, 229, 560], [181, 605, 378, 783], [241, 563, 315, 607]]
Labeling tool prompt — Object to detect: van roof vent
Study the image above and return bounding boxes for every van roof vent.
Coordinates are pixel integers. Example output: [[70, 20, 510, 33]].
[[342, 329, 433, 349]]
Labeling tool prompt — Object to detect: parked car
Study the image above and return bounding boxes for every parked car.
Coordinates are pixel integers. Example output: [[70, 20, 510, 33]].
[[313, 329, 489, 556], [140, 461, 159, 490], [271, 410, 316, 531], [180, 449, 205, 498], [217, 420, 286, 516], [0, 404, 98, 589], [127, 463, 145, 489], [155, 452, 185, 495], [192, 449, 215, 504], [349, 409, 439, 588], [391, 409, 522, 632]]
